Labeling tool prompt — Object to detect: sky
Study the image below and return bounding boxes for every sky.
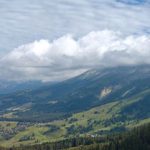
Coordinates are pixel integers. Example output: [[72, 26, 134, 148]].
[[0, 0, 150, 81]]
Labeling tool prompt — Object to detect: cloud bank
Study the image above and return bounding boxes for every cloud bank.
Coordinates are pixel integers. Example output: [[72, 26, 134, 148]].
[[0, 30, 150, 81]]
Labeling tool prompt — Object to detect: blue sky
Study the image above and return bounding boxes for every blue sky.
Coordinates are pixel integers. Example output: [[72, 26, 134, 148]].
[[117, 0, 147, 5], [0, 0, 150, 81]]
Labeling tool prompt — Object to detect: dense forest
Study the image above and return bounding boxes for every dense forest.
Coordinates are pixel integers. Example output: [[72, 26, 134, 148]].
[[0, 123, 149, 150]]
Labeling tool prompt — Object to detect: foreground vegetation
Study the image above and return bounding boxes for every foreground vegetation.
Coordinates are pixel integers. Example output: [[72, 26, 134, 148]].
[[0, 123, 149, 150]]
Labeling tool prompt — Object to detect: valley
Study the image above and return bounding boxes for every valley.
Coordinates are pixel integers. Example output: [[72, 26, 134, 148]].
[[0, 66, 150, 147], [0, 89, 150, 147], [1, 0, 150, 149]]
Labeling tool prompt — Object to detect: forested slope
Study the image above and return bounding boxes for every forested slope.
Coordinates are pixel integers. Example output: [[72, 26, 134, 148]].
[[0, 123, 149, 150]]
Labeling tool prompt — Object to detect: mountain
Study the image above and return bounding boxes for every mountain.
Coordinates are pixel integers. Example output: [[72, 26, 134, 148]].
[[0, 65, 150, 147], [0, 80, 49, 95], [0, 65, 149, 122]]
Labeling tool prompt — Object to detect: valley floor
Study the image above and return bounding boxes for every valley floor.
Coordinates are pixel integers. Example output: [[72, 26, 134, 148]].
[[0, 122, 150, 150], [0, 115, 150, 147]]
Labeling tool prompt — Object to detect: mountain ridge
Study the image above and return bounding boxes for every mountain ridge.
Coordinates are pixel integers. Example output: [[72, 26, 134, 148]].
[[0, 65, 149, 122]]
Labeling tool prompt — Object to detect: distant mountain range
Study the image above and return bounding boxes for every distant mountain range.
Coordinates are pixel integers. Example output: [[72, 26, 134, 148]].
[[0, 80, 47, 95], [0, 65, 149, 122]]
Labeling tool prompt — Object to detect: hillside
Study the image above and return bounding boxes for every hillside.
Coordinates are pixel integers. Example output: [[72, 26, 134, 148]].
[[0, 65, 149, 147], [0, 65, 150, 122], [0, 87, 150, 146], [0, 123, 150, 150]]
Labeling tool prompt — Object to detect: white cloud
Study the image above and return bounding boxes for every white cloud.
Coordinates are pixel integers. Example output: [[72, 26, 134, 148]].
[[0, 30, 150, 81]]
